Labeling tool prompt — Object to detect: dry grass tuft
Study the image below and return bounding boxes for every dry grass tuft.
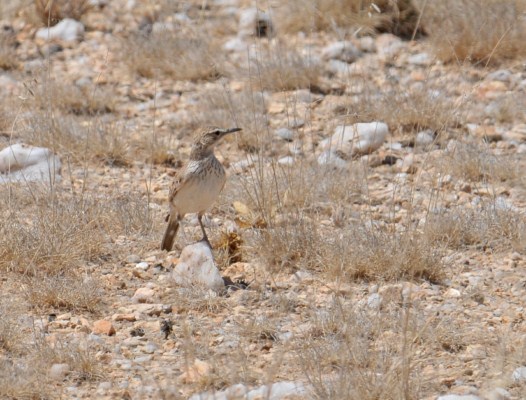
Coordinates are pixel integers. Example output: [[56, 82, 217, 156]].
[[124, 28, 225, 81], [35, 338, 104, 382], [0, 189, 152, 275], [19, 111, 131, 165], [251, 208, 444, 282], [0, 359, 49, 399], [0, 195, 107, 275], [0, 299, 27, 355], [22, 274, 102, 312], [276, 0, 425, 38], [340, 223, 445, 282], [31, 79, 116, 116], [237, 155, 443, 282], [249, 42, 321, 92], [422, 0, 526, 65], [0, 26, 19, 70], [165, 287, 228, 314], [442, 139, 520, 182], [194, 88, 267, 153], [34, 0, 92, 26], [339, 83, 463, 136], [298, 299, 427, 399], [424, 203, 526, 252]]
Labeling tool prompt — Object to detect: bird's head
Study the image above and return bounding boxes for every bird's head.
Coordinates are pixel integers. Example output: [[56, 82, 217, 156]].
[[191, 126, 242, 157]]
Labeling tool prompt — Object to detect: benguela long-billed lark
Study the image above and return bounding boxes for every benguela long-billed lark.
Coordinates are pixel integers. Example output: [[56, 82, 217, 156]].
[[161, 126, 241, 251]]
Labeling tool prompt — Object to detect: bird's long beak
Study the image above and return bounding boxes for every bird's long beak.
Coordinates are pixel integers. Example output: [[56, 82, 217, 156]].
[[225, 127, 242, 134]]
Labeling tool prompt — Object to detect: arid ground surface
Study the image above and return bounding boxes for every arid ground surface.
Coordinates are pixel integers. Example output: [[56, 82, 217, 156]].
[[0, 1, 526, 399]]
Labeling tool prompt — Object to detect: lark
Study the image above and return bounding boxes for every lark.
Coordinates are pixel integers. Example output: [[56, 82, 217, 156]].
[[161, 127, 241, 251]]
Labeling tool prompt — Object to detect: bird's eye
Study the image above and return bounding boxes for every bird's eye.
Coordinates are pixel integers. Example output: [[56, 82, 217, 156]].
[[214, 130, 221, 136]]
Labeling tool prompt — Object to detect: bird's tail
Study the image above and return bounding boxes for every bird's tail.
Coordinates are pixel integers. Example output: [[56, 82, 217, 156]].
[[161, 217, 179, 251]]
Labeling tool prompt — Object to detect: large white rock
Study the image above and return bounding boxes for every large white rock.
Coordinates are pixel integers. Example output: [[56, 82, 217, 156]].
[[322, 41, 361, 63], [0, 143, 61, 184], [512, 366, 526, 382], [36, 18, 85, 42], [238, 8, 273, 38], [317, 150, 347, 168], [324, 122, 389, 156], [173, 242, 224, 292], [189, 381, 307, 400]]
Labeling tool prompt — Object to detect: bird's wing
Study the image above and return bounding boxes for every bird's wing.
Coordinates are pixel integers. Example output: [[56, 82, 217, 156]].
[[168, 167, 186, 203]]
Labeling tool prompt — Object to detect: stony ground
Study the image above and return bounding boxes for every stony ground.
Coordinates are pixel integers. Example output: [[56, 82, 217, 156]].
[[0, 1, 525, 399]]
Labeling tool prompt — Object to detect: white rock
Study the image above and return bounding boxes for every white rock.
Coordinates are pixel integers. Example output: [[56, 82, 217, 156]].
[[135, 261, 149, 271], [437, 396, 481, 400], [486, 69, 512, 82], [277, 156, 294, 166], [445, 288, 461, 298], [367, 293, 382, 309], [317, 151, 347, 169], [512, 366, 526, 382], [246, 381, 308, 399], [324, 122, 389, 156], [415, 130, 435, 147], [88, 0, 108, 6], [326, 59, 351, 75], [321, 41, 361, 63], [173, 242, 225, 292], [358, 36, 376, 52], [97, 381, 112, 391], [49, 363, 70, 381], [275, 128, 294, 141], [223, 37, 248, 52], [376, 34, 404, 58], [132, 287, 156, 303], [189, 381, 307, 400], [36, 18, 85, 42], [0, 143, 61, 184], [238, 8, 273, 38], [485, 387, 511, 400], [144, 342, 158, 354], [408, 52, 432, 66]]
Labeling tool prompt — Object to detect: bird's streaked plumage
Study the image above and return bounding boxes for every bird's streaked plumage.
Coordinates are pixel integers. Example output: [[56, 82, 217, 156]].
[[161, 127, 241, 251]]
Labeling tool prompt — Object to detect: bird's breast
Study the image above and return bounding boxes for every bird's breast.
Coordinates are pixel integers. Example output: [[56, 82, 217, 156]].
[[173, 158, 226, 214]]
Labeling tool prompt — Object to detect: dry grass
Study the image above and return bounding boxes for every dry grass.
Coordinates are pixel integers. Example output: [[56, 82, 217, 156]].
[[338, 82, 463, 136], [249, 41, 321, 92], [18, 110, 131, 165], [276, 0, 425, 38], [442, 138, 520, 182], [0, 0, 31, 20], [421, 0, 526, 65], [0, 188, 152, 276], [0, 27, 19, 70], [424, 203, 526, 252], [22, 274, 102, 312], [35, 337, 104, 382], [0, 299, 27, 355], [0, 358, 50, 399], [485, 93, 526, 124], [0, 194, 108, 275], [123, 27, 225, 81], [298, 298, 427, 399], [30, 78, 116, 116], [193, 88, 268, 153], [34, 0, 92, 26], [164, 287, 228, 314], [239, 159, 443, 282]]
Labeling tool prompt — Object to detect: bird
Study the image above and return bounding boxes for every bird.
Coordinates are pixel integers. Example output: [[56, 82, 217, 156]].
[[161, 126, 242, 251]]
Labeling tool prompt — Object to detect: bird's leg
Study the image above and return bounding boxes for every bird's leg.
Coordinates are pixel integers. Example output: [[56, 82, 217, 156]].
[[197, 212, 211, 247]]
